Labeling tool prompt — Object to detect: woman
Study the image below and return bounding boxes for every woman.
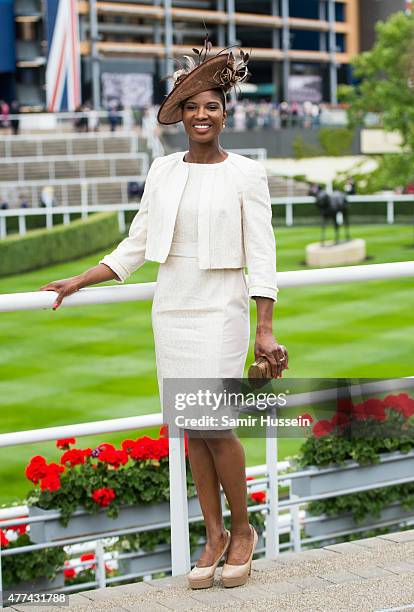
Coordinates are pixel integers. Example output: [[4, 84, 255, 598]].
[[40, 40, 288, 590]]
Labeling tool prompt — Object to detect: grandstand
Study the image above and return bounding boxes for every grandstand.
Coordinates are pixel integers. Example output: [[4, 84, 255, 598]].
[[0, 127, 308, 227]]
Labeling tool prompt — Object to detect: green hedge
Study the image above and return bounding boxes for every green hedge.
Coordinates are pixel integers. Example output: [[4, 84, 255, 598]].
[[0, 212, 121, 277]]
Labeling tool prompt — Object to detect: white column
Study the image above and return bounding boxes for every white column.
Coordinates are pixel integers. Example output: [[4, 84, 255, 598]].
[[169, 425, 191, 575]]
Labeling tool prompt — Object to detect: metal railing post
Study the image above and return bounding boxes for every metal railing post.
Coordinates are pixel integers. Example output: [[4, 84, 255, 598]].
[[45, 206, 53, 230], [265, 410, 279, 558], [81, 183, 88, 219], [387, 199, 394, 224], [18, 215, 26, 236], [168, 425, 190, 575], [117, 211, 126, 234], [0, 217, 6, 239], [95, 542, 106, 589], [286, 202, 293, 226], [290, 492, 301, 552]]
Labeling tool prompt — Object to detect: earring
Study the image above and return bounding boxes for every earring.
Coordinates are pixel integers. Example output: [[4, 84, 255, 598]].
[[222, 122, 226, 128]]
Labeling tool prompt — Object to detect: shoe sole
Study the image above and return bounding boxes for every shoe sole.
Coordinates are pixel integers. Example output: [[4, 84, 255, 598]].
[[188, 531, 231, 589], [188, 575, 215, 589], [221, 526, 257, 588], [221, 565, 251, 588]]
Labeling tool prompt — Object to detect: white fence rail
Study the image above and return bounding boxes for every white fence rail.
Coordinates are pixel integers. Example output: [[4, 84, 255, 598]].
[[272, 194, 414, 226], [1, 261, 413, 314], [0, 204, 138, 238], [1, 193, 414, 240]]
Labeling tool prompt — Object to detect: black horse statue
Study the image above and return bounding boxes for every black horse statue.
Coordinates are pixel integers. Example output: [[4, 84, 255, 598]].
[[309, 184, 351, 245]]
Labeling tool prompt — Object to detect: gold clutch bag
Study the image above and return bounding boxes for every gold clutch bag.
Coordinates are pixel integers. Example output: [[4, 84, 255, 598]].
[[248, 356, 272, 380]]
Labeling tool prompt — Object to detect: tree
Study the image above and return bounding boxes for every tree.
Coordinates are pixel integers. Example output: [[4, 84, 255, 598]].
[[338, 10, 414, 190]]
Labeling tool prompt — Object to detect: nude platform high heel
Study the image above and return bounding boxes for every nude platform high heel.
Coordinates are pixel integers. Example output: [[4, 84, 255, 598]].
[[187, 529, 231, 589], [221, 524, 258, 588]]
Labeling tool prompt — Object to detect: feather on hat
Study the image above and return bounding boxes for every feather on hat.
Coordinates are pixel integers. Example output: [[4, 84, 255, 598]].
[[157, 34, 251, 125]]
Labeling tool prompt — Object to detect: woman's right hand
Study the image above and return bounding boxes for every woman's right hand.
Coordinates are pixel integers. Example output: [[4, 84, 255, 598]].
[[39, 277, 81, 310]]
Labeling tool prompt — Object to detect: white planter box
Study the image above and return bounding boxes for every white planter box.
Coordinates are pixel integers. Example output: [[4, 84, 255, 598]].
[[29, 496, 203, 544], [291, 450, 414, 498], [8, 573, 64, 594], [305, 502, 414, 537]]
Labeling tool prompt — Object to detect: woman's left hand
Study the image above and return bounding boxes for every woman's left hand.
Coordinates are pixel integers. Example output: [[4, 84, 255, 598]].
[[254, 330, 289, 378]]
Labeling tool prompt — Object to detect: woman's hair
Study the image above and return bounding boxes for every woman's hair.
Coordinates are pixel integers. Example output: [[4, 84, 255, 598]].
[[180, 88, 227, 112], [213, 88, 227, 111]]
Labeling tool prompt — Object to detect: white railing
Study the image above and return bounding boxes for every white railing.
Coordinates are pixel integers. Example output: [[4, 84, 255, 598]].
[[0, 204, 139, 238], [2, 192, 412, 240], [0, 178, 146, 220], [0, 153, 148, 184], [272, 194, 414, 226], [1, 261, 413, 314]]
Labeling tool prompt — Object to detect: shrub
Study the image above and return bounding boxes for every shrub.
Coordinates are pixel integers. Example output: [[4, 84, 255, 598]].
[[0, 212, 121, 277]]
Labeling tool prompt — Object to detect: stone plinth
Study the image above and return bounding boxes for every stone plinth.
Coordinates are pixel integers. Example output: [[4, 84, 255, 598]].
[[306, 238, 366, 267]]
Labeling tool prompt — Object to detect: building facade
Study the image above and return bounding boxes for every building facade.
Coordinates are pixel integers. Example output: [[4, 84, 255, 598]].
[[359, 0, 406, 51], [0, 0, 408, 110]]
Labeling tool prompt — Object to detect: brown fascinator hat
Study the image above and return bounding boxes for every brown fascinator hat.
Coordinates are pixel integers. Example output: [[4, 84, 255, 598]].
[[157, 34, 251, 125]]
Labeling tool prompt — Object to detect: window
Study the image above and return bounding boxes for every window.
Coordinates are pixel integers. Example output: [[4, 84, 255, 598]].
[[289, 0, 319, 20], [335, 2, 346, 22]]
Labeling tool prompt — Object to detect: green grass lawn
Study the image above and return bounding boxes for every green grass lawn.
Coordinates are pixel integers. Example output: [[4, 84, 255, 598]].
[[0, 223, 413, 505]]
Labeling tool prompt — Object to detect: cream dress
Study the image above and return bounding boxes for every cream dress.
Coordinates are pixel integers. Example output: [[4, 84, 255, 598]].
[[151, 157, 250, 432]]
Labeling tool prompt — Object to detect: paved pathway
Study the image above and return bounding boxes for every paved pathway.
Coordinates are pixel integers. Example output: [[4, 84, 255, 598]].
[[8, 529, 414, 612]]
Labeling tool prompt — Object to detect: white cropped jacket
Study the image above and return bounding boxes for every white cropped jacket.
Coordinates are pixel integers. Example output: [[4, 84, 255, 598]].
[[99, 150, 279, 301]]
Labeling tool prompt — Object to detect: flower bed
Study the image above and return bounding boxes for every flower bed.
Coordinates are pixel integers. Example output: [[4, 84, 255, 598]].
[[292, 392, 414, 538], [0, 518, 65, 590], [25, 427, 195, 530]]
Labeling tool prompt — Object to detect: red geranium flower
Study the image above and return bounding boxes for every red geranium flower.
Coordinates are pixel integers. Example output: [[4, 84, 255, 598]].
[[331, 412, 350, 428], [0, 529, 9, 547], [337, 398, 354, 414], [98, 443, 116, 453], [361, 398, 387, 421], [40, 474, 62, 492], [64, 567, 76, 579], [61, 449, 86, 467], [129, 436, 157, 461], [80, 552, 96, 569], [251, 491, 266, 504], [121, 439, 136, 454], [151, 438, 169, 461], [98, 447, 129, 469], [56, 438, 76, 450], [47, 462, 65, 477], [25, 455, 48, 484], [312, 419, 335, 438], [384, 393, 414, 418], [91, 488, 116, 508], [83, 448, 93, 458]]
